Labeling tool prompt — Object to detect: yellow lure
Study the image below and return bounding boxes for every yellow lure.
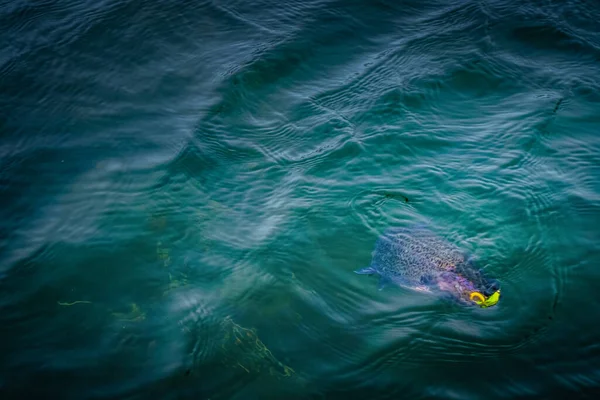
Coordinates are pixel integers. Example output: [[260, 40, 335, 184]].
[[469, 290, 501, 308]]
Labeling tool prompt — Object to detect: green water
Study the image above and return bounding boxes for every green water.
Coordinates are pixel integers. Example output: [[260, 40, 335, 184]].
[[1, 0, 600, 398]]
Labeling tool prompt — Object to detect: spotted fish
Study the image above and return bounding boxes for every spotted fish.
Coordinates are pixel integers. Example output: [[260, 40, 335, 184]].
[[355, 226, 500, 305]]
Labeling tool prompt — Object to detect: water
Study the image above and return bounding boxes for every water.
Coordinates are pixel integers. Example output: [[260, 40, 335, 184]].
[[1, 0, 600, 398]]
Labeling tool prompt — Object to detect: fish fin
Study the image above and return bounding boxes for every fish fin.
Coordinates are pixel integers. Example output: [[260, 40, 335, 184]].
[[354, 266, 377, 275], [378, 276, 390, 291]]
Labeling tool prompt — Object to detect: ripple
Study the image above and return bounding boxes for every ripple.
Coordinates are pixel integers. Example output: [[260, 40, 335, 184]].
[[349, 189, 417, 235], [3, 0, 600, 397]]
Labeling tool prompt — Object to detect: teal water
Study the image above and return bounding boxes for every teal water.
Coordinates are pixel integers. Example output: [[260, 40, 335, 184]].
[[2, 0, 600, 398]]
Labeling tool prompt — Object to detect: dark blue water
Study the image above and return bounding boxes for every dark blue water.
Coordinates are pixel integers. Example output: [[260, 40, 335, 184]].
[[2, 0, 600, 399]]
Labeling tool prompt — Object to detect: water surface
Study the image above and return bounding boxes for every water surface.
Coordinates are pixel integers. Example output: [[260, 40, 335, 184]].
[[1, 0, 600, 398]]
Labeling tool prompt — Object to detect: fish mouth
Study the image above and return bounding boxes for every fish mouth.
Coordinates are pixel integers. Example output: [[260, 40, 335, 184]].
[[469, 289, 501, 308], [469, 277, 501, 307]]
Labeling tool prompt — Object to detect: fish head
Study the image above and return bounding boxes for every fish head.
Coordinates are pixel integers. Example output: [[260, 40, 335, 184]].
[[452, 260, 501, 307], [482, 279, 501, 297], [437, 272, 501, 308], [466, 274, 501, 308]]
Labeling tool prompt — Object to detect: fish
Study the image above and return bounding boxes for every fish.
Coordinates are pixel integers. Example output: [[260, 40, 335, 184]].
[[355, 226, 500, 306]]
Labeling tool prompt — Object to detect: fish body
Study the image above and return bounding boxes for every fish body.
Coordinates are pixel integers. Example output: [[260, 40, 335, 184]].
[[356, 226, 499, 304]]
